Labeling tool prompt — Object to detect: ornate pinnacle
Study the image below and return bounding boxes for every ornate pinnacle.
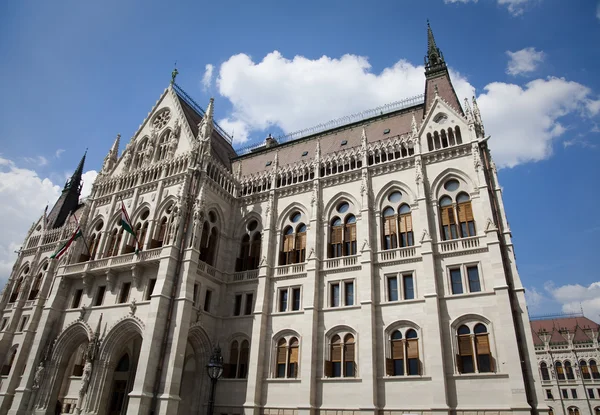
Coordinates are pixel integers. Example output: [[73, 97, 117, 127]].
[[411, 113, 418, 136], [361, 127, 367, 148]]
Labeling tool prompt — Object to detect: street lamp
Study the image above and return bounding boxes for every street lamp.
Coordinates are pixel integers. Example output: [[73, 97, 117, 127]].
[[206, 345, 224, 415]]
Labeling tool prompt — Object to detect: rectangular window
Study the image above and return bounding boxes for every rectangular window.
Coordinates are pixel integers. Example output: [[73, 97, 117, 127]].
[[18, 316, 28, 332], [72, 289, 83, 309], [345, 281, 354, 306], [94, 286, 106, 306], [467, 266, 481, 292], [331, 283, 340, 307], [118, 282, 131, 304], [388, 276, 398, 301], [204, 290, 212, 312], [234, 294, 242, 316], [0, 318, 8, 331], [403, 274, 414, 300], [193, 283, 199, 308], [588, 389, 594, 399], [292, 288, 301, 311], [450, 269, 463, 294], [546, 389, 553, 399], [279, 289, 288, 312], [571, 389, 577, 399], [146, 278, 156, 300], [562, 389, 568, 399], [244, 293, 253, 315]]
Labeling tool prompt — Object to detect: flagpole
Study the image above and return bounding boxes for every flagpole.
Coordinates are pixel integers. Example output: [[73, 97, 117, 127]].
[[119, 198, 142, 253], [72, 213, 92, 256]]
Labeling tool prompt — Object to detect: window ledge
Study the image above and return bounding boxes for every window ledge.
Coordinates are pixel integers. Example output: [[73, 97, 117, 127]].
[[451, 372, 508, 379], [320, 377, 362, 382], [379, 298, 426, 307], [266, 378, 302, 383], [220, 378, 248, 382], [380, 375, 432, 381], [323, 305, 361, 312], [445, 291, 494, 300], [273, 310, 304, 316]]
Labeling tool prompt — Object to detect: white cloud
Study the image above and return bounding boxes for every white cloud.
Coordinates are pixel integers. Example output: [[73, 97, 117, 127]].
[[215, 51, 598, 168], [0, 157, 60, 287], [443, 0, 534, 16], [202, 64, 214, 93], [545, 281, 600, 321], [81, 170, 98, 200], [0, 157, 98, 289], [525, 286, 546, 312], [55, 149, 65, 158], [477, 77, 599, 167], [23, 156, 49, 166], [506, 47, 545, 76]]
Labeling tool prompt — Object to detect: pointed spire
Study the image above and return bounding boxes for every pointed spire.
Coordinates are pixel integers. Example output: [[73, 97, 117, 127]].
[[46, 151, 86, 229], [199, 98, 214, 142], [425, 20, 447, 76], [111, 133, 121, 155], [95, 313, 103, 337], [464, 98, 474, 123], [361, 127, 368, 148], [472, 96, 485, 137], [67, 150, 86, 191]]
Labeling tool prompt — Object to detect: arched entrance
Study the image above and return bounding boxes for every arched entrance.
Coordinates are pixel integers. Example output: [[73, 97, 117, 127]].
[[177, 325, 211, 415], [107, 339, 140, 415]]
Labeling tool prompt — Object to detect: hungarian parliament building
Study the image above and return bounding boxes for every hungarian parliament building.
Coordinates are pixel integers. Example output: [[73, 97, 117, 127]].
[[0, 23, 569, 415]]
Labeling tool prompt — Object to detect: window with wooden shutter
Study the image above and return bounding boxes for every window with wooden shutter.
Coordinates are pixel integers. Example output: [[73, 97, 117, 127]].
[[475, 334, 492, 373], [331, 335, 342, 378], [276, 339, 287, 378], [324, 360, 333, 377], [440, 206, 458, 240], [383, 216, 398, 250], [344, 335, 355, 377], [330, 226, 343, 258], [458, 335, 473, 356], [399, 213, 414, 247], [458, 201, 476, 237], [295, 231, 306, 263], [288, 338, 299, 378], [386, 358, 394, 376], [344, 222, 357, 255]]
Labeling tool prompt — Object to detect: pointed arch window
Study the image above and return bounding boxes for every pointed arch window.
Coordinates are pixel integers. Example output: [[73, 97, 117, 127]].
[[590, 360, 600, 379], [199, 226, 218, 266], [555, 361, 565, 380], [344, 215, 357, 255], [456, 323, 494, 374], [9, 277, 23, 303], [579, 360, 590, 379], [330, 218, 343, 258], [28, 273, 43, 300], [540, 362, 550, 381], [564, 360, 575, 380], [295, 224, 306, 263], [457, 193, 476, 237], [325, 333, 356, 378], [398, 204, 413, 247], [382, 207, 397, 250], [386, 328, 421, 377], [568, 408, 580, 415], [88, 233, 99, 260], [1, 347, 18, 376], [439, 196, 458, 240], [275, 337, 299, 378]]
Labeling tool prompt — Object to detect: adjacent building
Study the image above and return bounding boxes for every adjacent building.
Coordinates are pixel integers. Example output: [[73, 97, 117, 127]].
[[0, 24, 547, 415]]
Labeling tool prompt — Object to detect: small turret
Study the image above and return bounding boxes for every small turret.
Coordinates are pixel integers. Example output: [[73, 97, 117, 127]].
[[265, 133, 278, 148]]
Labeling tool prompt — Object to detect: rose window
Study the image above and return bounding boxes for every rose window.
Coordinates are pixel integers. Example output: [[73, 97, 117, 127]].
[[152, 109, 171, 130]]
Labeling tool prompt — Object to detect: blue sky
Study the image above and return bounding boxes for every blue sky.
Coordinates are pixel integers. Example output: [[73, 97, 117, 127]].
[[1, 0, 599, 318]]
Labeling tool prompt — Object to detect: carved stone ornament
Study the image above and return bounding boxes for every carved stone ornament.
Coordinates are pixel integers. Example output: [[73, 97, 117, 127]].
[[259, 256, 267, 267], [472, 142, 481, 171], [32, 361, 44, 390], [415, 157, 423, 184], [79, 360, 93, 396], [485, 217, 497, 232], [106, 271, 116, 293], [78, 305, 87, 321], [420, 229, 431, 243], [361, 238, 370, 252], [129, 299, 137, 316], [308, 247, 315, 259]]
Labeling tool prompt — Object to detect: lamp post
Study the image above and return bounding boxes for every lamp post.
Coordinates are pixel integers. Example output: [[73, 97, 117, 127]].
[[206, 346, 224, 415]]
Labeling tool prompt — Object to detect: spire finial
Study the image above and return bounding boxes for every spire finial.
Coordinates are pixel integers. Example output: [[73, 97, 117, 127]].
[[425, 20, 446, 75], [171, 63, 179, 85]]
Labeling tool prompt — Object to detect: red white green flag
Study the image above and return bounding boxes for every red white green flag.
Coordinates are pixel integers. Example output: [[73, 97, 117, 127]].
[[121, 202, 140, 253], [50, 226, 83, 259]]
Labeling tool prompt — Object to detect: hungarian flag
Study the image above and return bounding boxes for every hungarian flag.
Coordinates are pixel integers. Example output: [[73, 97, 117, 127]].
[[50, 226, 83, 259], [121, 202, 140, 253]]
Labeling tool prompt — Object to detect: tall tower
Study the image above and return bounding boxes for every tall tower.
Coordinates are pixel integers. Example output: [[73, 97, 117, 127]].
[[45, 152, 86, 229]]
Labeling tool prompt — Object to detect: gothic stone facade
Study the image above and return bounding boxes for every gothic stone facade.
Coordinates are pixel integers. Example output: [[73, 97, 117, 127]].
[[0, 25, 546, 415], [532, 317, 600, 415]]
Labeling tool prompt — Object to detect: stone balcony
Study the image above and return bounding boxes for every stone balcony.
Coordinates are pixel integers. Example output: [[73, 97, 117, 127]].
[[231, 269, 259, 282], [376, 246, 420, 265], [436, 236, 486, 257], [61, 247, 162, 276], [275, 263, 307, 279], [322, 255, 361, 274]]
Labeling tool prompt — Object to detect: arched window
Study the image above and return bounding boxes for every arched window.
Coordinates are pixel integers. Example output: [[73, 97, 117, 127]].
[[329, 217, 343, 258], [441, 129, 448, 148], [72, 343, 88, 376], [455, 126, 463, 144], [156, 217, 168, 247], [157, 130, 171, 161], [433, 131, 441, 149], [280, 211, 307, 265], [295, 224, 307, 263], [594, 407, 600, 415], [382, 207, 397, 250], [344, 215, 357, 256], [1, 347, 18, 376], [564, 360, 575, 380], [28, 273, 43, 300], [226, 340, 249, 379], [540, 362, 550, 381], [326, 333, 356, 378], [448, 128, 456, 146], [457, 193, 475, 237], [275, 337, 299, 379], [568, 407, 580, 415], [152, 203, 175, 248], [398, 204, 413, 247], [549, 408, 554, 415], [555, 361, 565, 380], [456, 323, 494, 374], [386, 328, 421, 377], [580, 360, 590, 379], [116, 353, 130, 372], [237, 235, 251, 271], [590, 360, 600, 379], [427, 133, 433, 152], [239, 340, 250, 378], [9, 277, 23, 303], [105, 227, 124, 258], [439, 196, 457, 240], [250, 233, 261, 268], [199, 212, 220, 266]]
